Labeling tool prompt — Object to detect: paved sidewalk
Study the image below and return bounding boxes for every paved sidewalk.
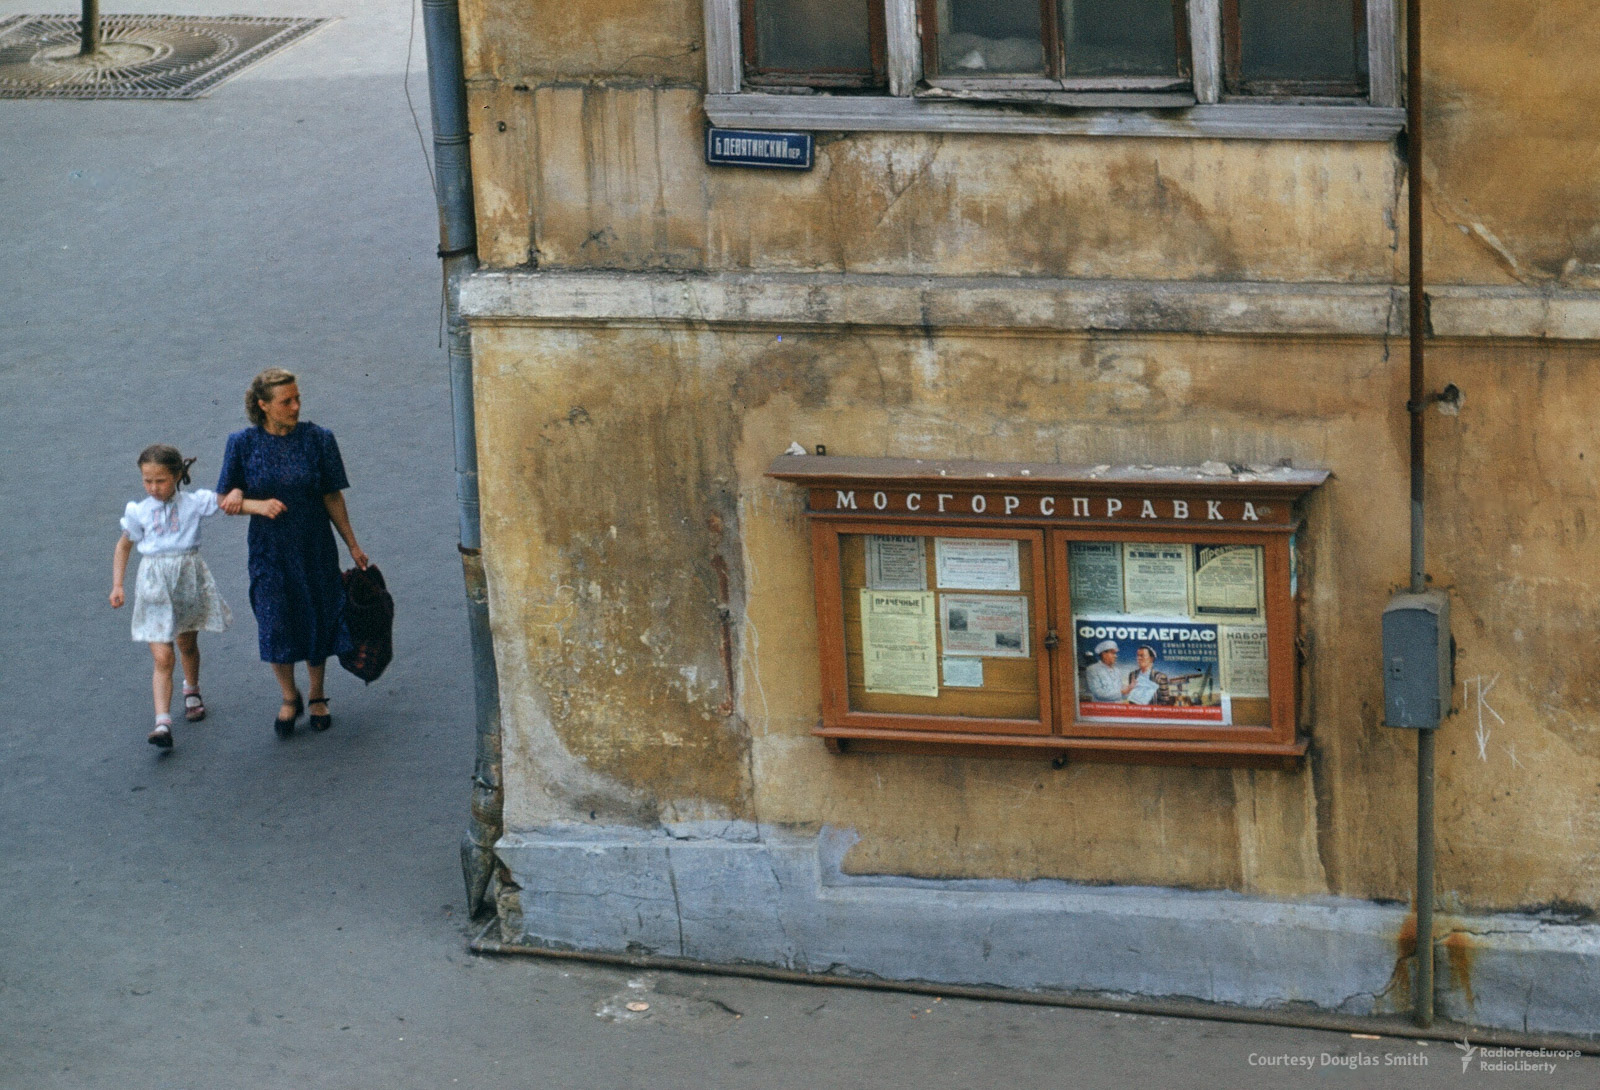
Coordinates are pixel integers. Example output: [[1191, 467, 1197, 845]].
[[0, 0, 1595, 1086]]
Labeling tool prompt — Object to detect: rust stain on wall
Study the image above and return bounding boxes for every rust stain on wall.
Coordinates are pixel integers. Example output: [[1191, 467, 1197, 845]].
[[1380, 912, 1418, 1011], [1443, 929, 1478, 1011]]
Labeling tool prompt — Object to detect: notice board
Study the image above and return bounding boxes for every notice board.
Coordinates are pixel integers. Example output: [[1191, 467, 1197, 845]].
[[769, 455, 1328, 769]]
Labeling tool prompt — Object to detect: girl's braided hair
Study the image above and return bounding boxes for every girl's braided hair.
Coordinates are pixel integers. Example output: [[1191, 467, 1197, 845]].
[[138, 444, 198, 487], [246, 367, 297, 427]]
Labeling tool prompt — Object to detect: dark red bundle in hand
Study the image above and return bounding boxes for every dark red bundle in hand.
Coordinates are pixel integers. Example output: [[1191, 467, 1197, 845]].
[[338, 564, 394, 683]]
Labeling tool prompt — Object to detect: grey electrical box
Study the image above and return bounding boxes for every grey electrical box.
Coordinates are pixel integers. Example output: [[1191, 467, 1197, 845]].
[[1382, 590, 1452, 728]]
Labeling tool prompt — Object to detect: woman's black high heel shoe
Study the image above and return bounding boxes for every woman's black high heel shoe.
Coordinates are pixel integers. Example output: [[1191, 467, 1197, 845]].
[[275, 692, 303, 738], [308, 697, 332, 732]]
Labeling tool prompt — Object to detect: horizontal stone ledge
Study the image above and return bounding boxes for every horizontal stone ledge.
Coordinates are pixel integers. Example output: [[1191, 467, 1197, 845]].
[[462, 271, 1600, 341], [494, 823, 1600, 1036], [1428, 285, 1600, 342]]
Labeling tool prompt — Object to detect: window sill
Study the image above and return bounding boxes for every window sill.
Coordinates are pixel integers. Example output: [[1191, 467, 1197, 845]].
[[920, 86, 1196, 109], [705, 92, 1404, 142]]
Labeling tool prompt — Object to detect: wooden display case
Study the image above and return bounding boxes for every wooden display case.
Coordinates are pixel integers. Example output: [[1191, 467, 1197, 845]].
[[768, 455, 1328, 769]]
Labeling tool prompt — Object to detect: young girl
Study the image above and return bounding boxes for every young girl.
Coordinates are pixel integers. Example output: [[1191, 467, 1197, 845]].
[[110, 445, 284, 747]]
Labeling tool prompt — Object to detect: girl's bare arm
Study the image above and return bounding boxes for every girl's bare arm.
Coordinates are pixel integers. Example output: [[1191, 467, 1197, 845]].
[[235, 497, 286, 518], [110, 534, 133, 608]]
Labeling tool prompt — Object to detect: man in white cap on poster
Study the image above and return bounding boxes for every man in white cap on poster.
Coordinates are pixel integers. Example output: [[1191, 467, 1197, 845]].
[[1126, 644, 1161, 705], [1083, 639, 1125, 702]]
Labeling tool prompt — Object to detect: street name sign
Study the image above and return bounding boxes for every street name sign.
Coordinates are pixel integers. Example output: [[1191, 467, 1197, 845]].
[[705, 127, 813, 170]]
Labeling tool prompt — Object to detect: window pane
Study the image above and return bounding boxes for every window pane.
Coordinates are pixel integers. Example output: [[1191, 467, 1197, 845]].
[[1237, 0, 1366, 87], [1060, 0, 1179, 78], [936, 0, 1046, 76], [753, 0, 872, 73]]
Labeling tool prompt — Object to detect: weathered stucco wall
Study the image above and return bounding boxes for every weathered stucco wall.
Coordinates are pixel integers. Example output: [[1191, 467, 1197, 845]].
[[1421, 3, 1600, 288], [466, 83, 1401, 282], [460, 0, 1600, 926], [473, 318, 1600, 913], [461, 0, 1600, 292]]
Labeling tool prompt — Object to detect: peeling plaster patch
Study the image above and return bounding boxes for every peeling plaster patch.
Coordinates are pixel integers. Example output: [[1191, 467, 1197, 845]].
[[1427, 183, 1560, 289], [506, 684, 655, 826], [663, 819, 760, 841], [659, 800, 749, 829], [1467, 222, 1524, 280], [734, 491, 773, 727]]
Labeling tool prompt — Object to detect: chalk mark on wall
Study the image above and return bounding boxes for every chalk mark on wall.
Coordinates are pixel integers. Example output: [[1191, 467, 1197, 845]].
[[1463, 674, 1504, 761]]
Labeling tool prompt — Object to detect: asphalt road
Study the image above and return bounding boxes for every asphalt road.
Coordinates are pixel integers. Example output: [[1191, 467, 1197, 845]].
[[1, 1, 1596, 1087]]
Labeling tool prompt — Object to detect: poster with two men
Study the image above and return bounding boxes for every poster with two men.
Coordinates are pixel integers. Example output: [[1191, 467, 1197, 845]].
[[1075, 618, 1228, 725]]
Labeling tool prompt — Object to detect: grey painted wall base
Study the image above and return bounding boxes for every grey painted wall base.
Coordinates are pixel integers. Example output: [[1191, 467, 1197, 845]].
[[495, 823, 1600, 1037]]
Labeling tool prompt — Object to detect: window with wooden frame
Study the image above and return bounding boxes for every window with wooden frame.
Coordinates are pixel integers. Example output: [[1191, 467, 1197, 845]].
[[919, 0, 1194, 98], [1223, 0, 1368, 98], [703, 0, 1400, 140], [768, 455, 1328, 769], [742, 0, 886, 88]]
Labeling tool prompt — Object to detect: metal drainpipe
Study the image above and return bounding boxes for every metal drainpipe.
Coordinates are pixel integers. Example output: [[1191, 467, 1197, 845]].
[[421, 0, 505, 920], [1405, 0, 1437, 1028]]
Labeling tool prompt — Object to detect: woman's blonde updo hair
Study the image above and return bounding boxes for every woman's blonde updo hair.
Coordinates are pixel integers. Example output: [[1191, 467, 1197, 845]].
[[246, 367, 297, 427]]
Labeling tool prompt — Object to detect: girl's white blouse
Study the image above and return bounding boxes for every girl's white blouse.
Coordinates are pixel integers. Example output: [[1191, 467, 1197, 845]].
[[121, 489, 221, 555]]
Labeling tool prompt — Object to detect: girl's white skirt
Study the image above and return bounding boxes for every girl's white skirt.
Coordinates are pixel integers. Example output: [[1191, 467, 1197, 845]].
[[130, 551, 232, 643]]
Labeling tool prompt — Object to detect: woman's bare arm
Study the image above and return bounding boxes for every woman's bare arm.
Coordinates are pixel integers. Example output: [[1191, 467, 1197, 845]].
[[323, 491, 369, 569]]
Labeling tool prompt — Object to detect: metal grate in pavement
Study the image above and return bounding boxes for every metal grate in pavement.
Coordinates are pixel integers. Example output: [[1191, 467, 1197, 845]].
[[0, 13, 326, 99]]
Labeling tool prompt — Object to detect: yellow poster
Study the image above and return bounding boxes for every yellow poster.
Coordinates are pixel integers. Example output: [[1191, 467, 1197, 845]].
[[860, 590, 939, 697]]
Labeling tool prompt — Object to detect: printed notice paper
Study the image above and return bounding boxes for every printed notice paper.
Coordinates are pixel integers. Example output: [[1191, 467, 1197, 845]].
[[865, 534, 927, 591], [940, 594, 1029, 658], [942, 657, 984, 688], [1221, 625, 1270, 697], [859, 590, 939, 697], [1193, 544, 1263, 619], [935, 538, 1021, 591], [1122, 543, 1192, 616], [1068, 541, 1124, 613]]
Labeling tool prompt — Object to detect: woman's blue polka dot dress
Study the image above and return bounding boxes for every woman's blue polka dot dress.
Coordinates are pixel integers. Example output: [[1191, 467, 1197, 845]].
[[218, 422, 354, 665]]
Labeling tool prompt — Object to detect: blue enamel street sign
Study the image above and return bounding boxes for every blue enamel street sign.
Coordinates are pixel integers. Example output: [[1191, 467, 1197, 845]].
[[705, 127, 813, 170]]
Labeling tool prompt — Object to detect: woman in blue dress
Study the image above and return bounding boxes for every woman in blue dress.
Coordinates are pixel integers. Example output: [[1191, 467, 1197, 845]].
[[218, 368, 370, 736]]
